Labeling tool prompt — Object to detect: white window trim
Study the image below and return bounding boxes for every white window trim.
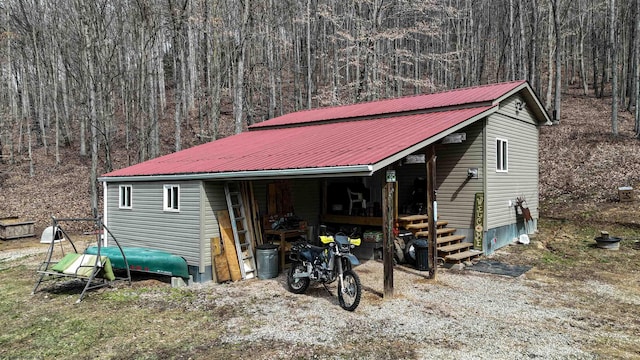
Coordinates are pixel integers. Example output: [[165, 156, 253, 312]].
[[496, 138, 508, 172], [163, 184, 180, 212], [119, 185, 132, 209]]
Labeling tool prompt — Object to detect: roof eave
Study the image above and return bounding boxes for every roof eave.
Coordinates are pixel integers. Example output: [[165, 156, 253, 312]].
[[370, 106, 499, 173], [98, 164, 375, 183]]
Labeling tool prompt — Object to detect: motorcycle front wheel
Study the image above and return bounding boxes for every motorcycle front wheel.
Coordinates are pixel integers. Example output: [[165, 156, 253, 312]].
[[338, 269, 362, 311], [287, 262, 310, 294]]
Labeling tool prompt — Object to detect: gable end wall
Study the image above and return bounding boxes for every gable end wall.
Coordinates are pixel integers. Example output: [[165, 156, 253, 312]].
[[485, 94, 540, 231]]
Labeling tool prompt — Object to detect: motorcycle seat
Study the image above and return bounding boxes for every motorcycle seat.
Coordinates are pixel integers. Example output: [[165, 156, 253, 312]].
[[308, 244, 326, 253]]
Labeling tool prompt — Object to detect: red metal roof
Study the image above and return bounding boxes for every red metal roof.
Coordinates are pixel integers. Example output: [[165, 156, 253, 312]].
[[250, 80, 526, 129], [102, 106, 493, 178], [102, 81, 531, 179]]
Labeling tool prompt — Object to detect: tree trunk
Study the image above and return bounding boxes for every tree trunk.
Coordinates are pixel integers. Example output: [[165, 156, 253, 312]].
[[509, 0, 516, 81], [5, 32, 18, 164], [546, 2, 554, 113], [83, 23, 99, 211], [610, 0, 618, 135], [307, 0, 312, 109], [635, 0, 640, 137], [233, 0, 251, 134], [20, 63, 34, 177], [579, 8, 589, 95], [50, 44, 61, 165], [518, 0, 527, 80], [552, 0, 562, 122]]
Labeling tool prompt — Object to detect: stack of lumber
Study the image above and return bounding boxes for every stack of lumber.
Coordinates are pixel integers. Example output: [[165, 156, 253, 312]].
[[213, 182, 262, 282]]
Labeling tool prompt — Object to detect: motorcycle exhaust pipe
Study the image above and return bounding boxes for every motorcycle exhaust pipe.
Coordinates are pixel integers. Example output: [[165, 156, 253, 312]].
[[292, 271, 311, 278]]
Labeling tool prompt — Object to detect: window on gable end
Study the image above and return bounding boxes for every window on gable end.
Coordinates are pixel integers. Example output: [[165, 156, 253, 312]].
[[496, 138, 508, 172]]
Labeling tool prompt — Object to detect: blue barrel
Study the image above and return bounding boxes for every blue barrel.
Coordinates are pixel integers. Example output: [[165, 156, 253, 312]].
[[256, 244, 279, 279]]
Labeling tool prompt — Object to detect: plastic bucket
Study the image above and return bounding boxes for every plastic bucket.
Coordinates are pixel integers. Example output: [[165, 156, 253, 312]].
[[256, 244, 279, 279]]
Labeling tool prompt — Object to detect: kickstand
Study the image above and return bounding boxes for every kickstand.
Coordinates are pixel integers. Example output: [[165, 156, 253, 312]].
[[322, 283, 334, 297]]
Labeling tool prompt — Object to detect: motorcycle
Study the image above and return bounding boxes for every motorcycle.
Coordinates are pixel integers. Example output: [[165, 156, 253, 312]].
[[286, 227, 363, 311]]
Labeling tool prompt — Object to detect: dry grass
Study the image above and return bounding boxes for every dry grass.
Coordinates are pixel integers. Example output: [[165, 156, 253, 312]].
[[491, 218, 640, 359]]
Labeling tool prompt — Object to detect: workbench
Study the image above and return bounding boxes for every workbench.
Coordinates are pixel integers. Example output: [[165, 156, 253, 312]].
[[263, 228, 307, 272]]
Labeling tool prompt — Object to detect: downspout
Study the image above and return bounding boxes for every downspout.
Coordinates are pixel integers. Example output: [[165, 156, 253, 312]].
[[102, 181, 108, 246], [199, 181, 208, 278], [482, 118, 488, 253]]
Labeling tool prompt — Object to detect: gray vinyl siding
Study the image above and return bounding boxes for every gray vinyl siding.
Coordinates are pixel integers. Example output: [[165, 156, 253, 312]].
[[499, 93, 539, 125], [485, 94, 540, 230], [106, 180, 202, 267], [202, 181, 228, 272], [435, 121, 485, 229]]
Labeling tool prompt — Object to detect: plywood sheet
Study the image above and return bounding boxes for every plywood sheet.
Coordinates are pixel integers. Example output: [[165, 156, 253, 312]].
[[211, 237, 231, 282], [216, 210, 242, 281]]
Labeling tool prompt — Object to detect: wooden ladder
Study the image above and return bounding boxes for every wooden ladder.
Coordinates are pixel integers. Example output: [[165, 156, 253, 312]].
[[224, 182, 257, 279]]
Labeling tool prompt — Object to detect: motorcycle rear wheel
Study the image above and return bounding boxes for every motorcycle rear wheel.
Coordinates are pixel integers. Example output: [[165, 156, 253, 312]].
[[287, 262, 310, 294], [338, 269, 362, 311]]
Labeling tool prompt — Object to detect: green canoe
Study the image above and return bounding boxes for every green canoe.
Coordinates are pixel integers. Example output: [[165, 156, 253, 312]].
[[85, 246, 190, 279]]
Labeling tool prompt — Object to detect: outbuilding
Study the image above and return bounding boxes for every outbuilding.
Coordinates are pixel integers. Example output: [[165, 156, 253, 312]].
[[99, 80, 550, 282]]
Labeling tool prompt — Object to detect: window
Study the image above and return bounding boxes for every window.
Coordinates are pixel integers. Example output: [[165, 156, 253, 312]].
[[119, 185, 132, 209], [163, 184, 180, 211], [496, 138, 508, 172]]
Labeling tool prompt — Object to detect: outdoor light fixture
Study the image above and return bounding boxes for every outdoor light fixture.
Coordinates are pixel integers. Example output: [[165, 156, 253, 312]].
[[441, 132, 466, 144]]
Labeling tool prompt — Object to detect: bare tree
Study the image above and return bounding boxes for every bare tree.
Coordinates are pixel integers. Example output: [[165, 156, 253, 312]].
[[551, 0, 563, 122], [610, 0, 618, 135], [634, 0, 640, 138]]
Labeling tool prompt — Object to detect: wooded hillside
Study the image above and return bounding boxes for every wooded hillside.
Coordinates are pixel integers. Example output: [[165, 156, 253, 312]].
[[1, 0, 639, 228]]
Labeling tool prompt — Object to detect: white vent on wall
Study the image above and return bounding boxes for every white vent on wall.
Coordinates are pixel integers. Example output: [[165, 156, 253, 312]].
[[441, 132, 466, 144]]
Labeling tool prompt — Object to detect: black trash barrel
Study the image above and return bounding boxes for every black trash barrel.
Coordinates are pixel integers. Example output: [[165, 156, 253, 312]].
[[413, 239, 429, 271], [256, 244, 279, 279]]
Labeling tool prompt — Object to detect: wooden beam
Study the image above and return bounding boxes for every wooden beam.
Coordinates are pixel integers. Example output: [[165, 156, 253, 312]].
[[426, 146, 438, 279], [382, 175, 395, 298], [320, 214, 382, 227]]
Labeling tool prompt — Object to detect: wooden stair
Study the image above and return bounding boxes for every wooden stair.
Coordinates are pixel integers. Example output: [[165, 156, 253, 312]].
[[398, 215, 482, 264]]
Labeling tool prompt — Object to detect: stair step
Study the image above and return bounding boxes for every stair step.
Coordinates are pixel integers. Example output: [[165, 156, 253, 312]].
[[445, 250, 483, 263], [437, 242, 473, 253], [404, 220, 448, 230], [415, 227, 457, 238], [435, 235, 466, 245], [397, 214, 429, 223]]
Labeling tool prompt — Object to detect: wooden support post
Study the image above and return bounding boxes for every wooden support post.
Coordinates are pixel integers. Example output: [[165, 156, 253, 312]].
[[382, 170, 396, 298], [426, 146, 438, 279]]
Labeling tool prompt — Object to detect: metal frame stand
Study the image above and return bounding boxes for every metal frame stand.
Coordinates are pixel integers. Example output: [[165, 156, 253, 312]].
[[32, 215, 131, 303]]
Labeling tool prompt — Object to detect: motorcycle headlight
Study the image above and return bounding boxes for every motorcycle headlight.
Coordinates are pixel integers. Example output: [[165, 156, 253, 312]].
[[335, 235, 350, 252]]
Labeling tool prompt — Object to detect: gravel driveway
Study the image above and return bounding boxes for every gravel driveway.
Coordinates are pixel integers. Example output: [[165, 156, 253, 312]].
[[5, 242, 632, 359], [177, 259, 611, 359]]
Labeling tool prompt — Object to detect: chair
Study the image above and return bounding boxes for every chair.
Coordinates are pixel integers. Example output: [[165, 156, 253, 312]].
[[347, 188, 366, 215]]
